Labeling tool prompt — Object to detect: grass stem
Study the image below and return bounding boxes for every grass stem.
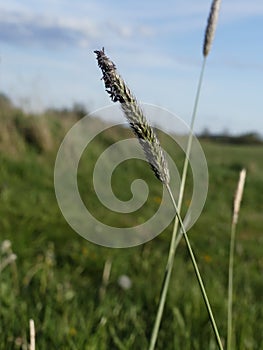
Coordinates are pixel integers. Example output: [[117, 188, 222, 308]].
[[166, 185, 224, 350], [227, 221, 236, 350], [149, 184, 224, 350], [151, 1, 223, 345], [148, 57, 207, 349], [171, 57, 207, 242]]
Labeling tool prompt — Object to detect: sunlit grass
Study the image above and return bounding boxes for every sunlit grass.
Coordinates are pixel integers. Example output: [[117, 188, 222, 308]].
[[0, 111, 262, 348]]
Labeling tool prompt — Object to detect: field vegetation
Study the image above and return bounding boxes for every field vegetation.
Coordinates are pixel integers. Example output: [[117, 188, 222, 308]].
[[0, 94, 263, 349]]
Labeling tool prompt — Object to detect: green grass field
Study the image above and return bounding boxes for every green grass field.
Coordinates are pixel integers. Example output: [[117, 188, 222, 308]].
[[0, 108, 262, 349]]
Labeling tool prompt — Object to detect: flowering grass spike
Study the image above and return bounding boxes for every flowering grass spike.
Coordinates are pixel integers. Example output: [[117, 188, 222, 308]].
[[94, 48, 170, 184]]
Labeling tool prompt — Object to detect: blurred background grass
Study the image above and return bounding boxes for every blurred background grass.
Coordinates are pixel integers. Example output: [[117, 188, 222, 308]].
[[0, 94, 262, 349]]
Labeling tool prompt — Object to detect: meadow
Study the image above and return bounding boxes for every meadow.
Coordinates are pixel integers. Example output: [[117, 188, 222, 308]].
[[0, 101, 262, 349]]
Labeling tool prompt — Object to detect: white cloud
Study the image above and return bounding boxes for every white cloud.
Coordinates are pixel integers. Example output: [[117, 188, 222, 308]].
[[0, 9, 100, 48], [0, 6, 159, 51]]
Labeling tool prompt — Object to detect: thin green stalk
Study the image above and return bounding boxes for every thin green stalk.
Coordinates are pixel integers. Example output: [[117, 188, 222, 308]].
[[170, 0, 222, 265], [227, 221, 236, 350], [152, 4, 223, 345], [149, 184, 223, 350], [179, 57, 206, 208], [171, 57, 207, 244], [148, 58, 207, 350], [167, 185, 223, 350]]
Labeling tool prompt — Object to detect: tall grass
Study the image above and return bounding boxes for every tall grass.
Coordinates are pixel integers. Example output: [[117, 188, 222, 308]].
[[94, 1, 224, 348], [168, 0, 222, 271], [95, 44, 223, 349], [149, 0, 222, 348]]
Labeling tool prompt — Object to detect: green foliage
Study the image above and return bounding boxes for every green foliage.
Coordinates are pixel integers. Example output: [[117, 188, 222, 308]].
[[0, 110, 263, 349]]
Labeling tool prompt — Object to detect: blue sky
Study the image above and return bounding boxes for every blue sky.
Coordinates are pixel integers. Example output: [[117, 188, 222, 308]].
[[0, 0, 262, 134]]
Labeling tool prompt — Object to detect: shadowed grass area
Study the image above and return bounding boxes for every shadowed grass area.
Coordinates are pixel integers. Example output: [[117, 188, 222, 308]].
[[0, 108, 263, 349]]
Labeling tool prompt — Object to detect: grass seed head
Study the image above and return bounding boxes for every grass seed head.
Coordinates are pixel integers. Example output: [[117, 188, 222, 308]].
[[94, 48, 170, 184], [232, 168, 246, 225], [203, 0, 222, 57]]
